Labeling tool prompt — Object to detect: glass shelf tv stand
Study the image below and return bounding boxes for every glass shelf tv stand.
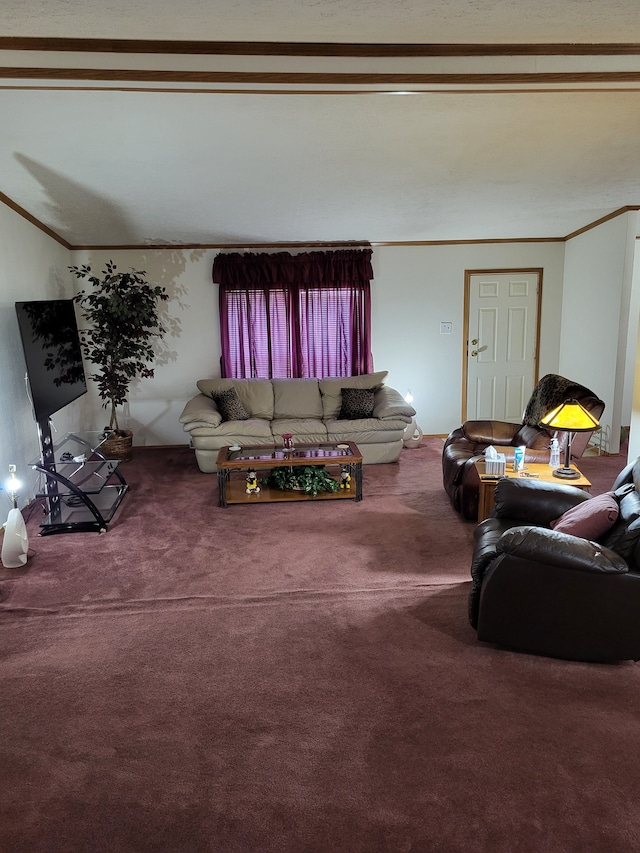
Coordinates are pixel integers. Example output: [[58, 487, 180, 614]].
[[31, 430, 128, 536]]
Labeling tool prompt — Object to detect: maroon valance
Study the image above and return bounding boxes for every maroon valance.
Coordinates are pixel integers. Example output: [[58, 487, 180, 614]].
[[212, 248, 373, 288]]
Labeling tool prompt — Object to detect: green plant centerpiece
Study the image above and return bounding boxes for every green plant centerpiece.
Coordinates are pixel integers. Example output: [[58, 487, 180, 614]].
[[265, 465, 340, 497], [69, 260, 168, 444]]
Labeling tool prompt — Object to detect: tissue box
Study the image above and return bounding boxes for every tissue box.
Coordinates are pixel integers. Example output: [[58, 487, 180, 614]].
[[485, 454, 506, 477]]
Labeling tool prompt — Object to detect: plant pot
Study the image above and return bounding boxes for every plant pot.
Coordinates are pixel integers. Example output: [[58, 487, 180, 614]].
[[100, 429, 133, 462]]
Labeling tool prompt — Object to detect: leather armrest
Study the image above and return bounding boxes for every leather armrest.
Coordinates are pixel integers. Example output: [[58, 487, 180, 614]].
[[372, 385, 415, 420], [493, 477, 590, 526], [179, 394, 223, 428], [497, 526, 629, 574]]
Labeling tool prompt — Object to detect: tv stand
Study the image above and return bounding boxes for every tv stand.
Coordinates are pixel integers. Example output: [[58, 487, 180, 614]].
[[32, 426, 128, 535]]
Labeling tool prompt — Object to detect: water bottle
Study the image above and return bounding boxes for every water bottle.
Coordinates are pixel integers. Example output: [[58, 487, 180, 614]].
[[513, 445, 525, 472], [549, 436, 560, 468]]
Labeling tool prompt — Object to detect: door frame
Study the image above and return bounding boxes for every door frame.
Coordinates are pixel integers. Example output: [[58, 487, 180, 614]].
[[462, 268, 544, 421]]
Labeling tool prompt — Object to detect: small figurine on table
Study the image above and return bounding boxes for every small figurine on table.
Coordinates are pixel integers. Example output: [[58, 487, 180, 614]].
[[282, 433, 294, 451], [340, 466, 351, 490], [246, 468, 261, 494]]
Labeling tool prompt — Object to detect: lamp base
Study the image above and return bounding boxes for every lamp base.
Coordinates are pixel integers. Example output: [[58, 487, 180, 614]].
[[403, 417, 423, 449], [1, 507, 29, 568], [552, 467, 580, 480]]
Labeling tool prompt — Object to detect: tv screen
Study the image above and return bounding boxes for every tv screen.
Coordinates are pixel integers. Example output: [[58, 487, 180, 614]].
[[15, 299, 87, 423]]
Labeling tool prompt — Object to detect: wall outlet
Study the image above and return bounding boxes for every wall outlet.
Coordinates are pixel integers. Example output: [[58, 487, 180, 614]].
[[440, 322, 453, 335]]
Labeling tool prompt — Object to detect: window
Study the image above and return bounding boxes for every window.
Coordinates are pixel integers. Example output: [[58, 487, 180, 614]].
[[214, 249, 374, 379]]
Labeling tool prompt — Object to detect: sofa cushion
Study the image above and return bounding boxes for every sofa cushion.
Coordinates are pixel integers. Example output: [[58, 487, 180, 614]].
[[272, 378, 323, 419], [188, 420, 274, 443], [271, 418, 328, 443], [326, 420, 406, 443], [196, 379, 274, 420], [319, 371, 388, 419], [339, 387, 375, 419], [213, 388, 250, 422], [551, 492, 619, 539]]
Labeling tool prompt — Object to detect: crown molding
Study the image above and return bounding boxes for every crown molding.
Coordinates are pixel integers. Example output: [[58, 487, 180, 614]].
[[0, 191, 636, 250], [0, 191, 71, 248], [4, 68, 640, 85], [563, 206, 640, 240], [3, 38, 640, 58]]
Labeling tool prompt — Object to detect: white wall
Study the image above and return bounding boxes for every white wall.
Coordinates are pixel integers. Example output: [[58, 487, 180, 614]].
[[626, 238, 640, 420], [561, 211, 639, 455], [0, 205, 83, 510], [0, 221, 590, 507], [71, 243, 567, 446], [372, 242, 566, 435], [70, 248, 217, 447], [626, 239, 640, 463]]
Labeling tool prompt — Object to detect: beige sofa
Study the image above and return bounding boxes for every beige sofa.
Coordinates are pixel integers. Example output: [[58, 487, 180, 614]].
[[179, 371, 416, 472]]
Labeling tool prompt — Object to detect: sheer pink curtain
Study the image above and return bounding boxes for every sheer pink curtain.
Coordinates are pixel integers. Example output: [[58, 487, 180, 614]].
[[214, 249, 373, 379]]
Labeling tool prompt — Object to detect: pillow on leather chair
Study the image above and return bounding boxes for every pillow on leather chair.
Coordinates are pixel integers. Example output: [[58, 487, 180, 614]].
[[551, 492, 619, 539]]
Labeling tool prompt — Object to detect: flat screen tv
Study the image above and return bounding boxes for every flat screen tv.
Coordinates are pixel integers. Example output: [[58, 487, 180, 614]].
[[15, 299, 87, 423]]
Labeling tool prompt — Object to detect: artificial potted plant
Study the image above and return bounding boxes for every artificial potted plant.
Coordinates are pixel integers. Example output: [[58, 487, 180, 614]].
[[265, 466, 340, 497], [70, 260, 168, 460]]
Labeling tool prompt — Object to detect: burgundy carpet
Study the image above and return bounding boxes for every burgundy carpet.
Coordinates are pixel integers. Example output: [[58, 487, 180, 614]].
[[1, 440, 638, 852]]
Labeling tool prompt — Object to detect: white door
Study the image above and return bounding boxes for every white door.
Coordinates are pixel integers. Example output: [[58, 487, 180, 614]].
[[465, 270, 541, 421]]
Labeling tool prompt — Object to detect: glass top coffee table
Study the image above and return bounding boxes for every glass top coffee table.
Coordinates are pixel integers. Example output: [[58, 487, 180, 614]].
[[216, 441, 363, 507]]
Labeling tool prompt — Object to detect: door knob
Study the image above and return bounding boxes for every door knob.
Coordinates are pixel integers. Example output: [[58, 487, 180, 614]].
[[471, 345, 488, 357]]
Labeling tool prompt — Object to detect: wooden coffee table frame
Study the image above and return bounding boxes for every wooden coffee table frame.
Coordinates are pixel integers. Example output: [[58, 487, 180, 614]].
[[216, 441, 363, 507], [475, 459, 591, 522]]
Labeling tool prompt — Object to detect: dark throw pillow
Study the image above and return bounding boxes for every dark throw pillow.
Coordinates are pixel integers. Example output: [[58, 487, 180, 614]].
[[212, 388, 250, 422], [551, 492, 619, 540], [338, 387, 375, 420]]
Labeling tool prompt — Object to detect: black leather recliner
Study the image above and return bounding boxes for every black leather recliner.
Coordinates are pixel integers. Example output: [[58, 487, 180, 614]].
[[469, 459, 640, 663], [443, 374, 605, 520]]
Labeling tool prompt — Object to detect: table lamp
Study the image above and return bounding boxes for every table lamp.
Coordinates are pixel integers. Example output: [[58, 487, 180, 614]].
[[540, 398, 600, 479], [403, 389, 423, 449]]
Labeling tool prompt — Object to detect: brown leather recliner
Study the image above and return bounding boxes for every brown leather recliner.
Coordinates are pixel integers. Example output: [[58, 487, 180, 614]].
[[468, 462, 640, 663], [442, 374, 605, 521]]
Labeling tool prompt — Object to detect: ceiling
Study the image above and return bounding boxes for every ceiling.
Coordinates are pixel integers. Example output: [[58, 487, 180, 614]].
[[2, 0, 640, 247]]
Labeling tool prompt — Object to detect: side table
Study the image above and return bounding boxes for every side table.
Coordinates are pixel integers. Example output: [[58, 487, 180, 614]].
[[475, 460, 591, 523]]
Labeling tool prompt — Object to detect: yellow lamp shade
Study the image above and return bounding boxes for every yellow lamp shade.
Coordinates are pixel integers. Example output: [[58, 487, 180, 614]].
[[540, 399, 600, 432]]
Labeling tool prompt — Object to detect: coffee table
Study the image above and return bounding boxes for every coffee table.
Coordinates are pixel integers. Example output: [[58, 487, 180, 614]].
[[475, 459, 591, 522], [216, 441, 363, 507]]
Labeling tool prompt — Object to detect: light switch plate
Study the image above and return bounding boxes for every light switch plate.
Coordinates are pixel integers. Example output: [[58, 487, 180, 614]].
[[440, 322, 452, 334]]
